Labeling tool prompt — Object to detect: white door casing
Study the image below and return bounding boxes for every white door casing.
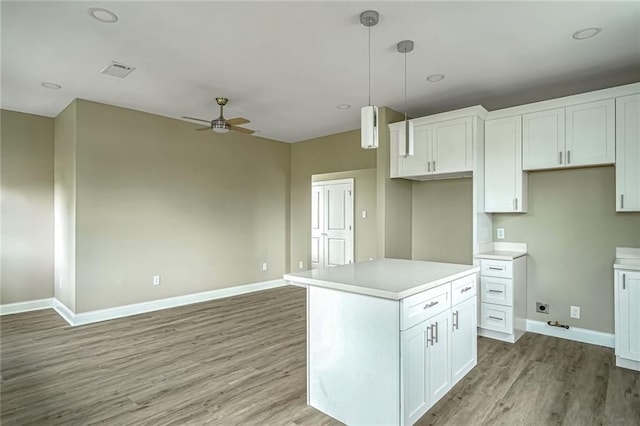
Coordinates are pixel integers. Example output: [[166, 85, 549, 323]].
[[311, 179, 354, 269]]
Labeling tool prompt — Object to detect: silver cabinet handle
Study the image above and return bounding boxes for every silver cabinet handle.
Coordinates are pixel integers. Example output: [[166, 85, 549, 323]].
[[567, 150, 571, 164], [433, 161, 436, 172], [453, 311, 459, 330], [623, 274, 626, 290], [621, 194, 624, 209], [428, 161, 431, 172], [488, 267, 504, 271], [432, 322, 438, 343], [559, 151, 563, 165], [426, 326, 433, 347], [423, 300, 439, 309], [461, 286, 472, 293], [488, 289, 504, 293], [488, 316, 503, 321]]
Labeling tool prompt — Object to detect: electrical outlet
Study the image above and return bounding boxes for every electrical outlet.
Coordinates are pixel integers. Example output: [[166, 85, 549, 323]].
[[536, 302, 549, 314], [153, 275, 160, 286], [298, 261, 304, 270], [497, 228, 505, 239], [362, 210, 367, 219], [570, 305, 580, 319], [262, 262, 268, 271]]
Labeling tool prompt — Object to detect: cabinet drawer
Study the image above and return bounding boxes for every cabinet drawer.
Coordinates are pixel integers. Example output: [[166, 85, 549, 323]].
[[480, 260, 512, 278], [452, 273, 477, 305], [401, 283, 451, 330], [481, 276, 513, 307], [480, 303, 513, 334]]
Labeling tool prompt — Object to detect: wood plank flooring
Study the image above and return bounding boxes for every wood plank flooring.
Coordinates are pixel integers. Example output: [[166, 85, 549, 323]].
[[1, 286, 639, 425]]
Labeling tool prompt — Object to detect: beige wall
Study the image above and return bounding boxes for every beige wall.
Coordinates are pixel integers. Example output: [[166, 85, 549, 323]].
[[412, 178, 473, 264], [1, 110, 55, 304], [68, 100, 290, 313], [312, 169, 377, 264], [493, 167, 640, 333], [376, 108, 412, 259], [53, 102, 78, 311], [289, 129, 376, 271]]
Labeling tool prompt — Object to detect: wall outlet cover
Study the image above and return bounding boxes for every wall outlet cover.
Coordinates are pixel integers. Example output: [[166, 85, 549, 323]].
[[570, 305, 581, 319], [497, 228, 505, 239]]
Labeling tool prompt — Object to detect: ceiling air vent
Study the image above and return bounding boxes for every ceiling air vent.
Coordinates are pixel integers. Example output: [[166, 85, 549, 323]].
[[101, 61, 135, 78]]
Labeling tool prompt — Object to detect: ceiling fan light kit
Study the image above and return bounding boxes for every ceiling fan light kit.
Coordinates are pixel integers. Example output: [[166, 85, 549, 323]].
[[360, 10, 379, 150], [182, 97, 254, 135]]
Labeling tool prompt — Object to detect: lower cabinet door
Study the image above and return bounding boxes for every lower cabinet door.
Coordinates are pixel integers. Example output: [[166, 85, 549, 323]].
[[451, 297, 478, 385], [617, 270, 640, 362], [428, 310, 452, 404], [401, 321, 430, 426]]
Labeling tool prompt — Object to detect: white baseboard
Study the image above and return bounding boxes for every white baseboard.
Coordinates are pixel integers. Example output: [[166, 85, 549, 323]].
[[67, 279, 288, 326], [0, 298, 54, 315], [53, 299, 75, 326], [616, 356, 640, 372], [526, 319, 614, 348]]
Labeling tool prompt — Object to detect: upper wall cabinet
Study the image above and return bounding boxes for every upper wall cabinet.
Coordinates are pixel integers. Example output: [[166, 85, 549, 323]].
[[616, 94, 640, 212], [485, 116, 527, 213], [522, 99, 615, 171], [390, 115, 475, 180]]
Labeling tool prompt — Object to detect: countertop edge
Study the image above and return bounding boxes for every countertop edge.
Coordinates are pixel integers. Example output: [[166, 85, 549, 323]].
[[284, 266, 480, 301]]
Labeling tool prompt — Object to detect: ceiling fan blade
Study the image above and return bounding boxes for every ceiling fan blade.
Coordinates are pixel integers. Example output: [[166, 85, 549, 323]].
[[226, 117, 250, 126], [182, 116, 211, 124], [195, 127, 211, 131], [230, 125, 255, 135]]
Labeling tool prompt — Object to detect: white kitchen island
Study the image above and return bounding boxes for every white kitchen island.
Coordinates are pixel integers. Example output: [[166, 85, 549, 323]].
[[284, 258, 480, 426]]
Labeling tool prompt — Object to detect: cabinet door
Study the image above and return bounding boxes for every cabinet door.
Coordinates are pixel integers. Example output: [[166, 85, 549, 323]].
[[616, 270, 640, 362], [484, 116, 527, 212], [451, 297, 477, 385], [428, 310, 451, 405], [522, 108, 565, 170], [431, 117, 473, 174], [565, 99, 615, 167], [401, 321, 430, 426], [398, 124, 431, 177], [616, 94, 640, 212]]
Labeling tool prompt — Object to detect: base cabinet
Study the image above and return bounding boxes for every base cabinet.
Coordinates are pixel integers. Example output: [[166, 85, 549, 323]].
[[615, 269, 640, 371], [451, 296, 478, 384]]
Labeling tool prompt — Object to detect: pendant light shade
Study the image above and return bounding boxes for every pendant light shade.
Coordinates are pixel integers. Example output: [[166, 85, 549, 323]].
[[360, 10, 379, 150], [397, 39, 414, 157]]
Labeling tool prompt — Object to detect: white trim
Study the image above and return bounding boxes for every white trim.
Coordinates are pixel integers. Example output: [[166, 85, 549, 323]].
[[68, 279, 287, 326], [0, 298, 53, 315], [53, 299, 75, 326], [287, 281, 307, 288], [616, 356, 640, 372], [526, 319, 614, 348]]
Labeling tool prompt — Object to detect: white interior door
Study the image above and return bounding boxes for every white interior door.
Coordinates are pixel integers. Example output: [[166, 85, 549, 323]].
[[311, 179, 354, 269]]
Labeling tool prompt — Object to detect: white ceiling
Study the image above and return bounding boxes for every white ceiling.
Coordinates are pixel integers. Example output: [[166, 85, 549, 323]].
[[2, 1, 639, 143]]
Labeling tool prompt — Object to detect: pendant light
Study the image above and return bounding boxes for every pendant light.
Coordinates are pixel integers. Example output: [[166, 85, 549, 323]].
[[360, 10, 379, 149], [397, 40, 414, 157]]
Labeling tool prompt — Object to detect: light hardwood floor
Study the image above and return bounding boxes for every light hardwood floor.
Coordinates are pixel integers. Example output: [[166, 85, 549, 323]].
[[1, 286, 639, 425]]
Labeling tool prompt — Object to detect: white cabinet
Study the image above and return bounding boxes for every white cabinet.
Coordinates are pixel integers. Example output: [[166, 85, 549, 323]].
[[451, 289, 477, 384], [399, 273, 477, 426], [616, 94, 640, 212], [522, 99, 615, 170], [477, 256, 527, 343], [484, 116, 528, 213], [391, 116, 474, 179], [401, 309, 451, 426], [614, 268, 640, 371]]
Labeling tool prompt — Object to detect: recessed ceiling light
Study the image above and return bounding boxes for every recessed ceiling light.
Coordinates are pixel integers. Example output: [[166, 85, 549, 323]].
[[89, 7, 118, 23], [572, 27, 601, 40], [41, 82, 62, 90], [337, 104, 351, 110], [426, 74, 445, 83]]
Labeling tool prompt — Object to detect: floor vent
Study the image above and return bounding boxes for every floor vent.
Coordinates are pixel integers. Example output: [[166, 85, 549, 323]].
[[101, 61, 135, 78]]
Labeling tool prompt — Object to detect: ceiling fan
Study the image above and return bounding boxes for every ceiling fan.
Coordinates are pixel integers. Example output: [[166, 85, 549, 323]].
[[182, 97, 254, 134]]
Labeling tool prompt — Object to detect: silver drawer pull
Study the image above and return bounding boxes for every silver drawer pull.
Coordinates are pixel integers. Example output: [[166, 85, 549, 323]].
[[488, 267, 504, 271], [461, 286, 472, 293], [488, 289, 504, 294], [488, 316, 503, 321], [423, 301, 439, 309], [432, 322, 439, 343]]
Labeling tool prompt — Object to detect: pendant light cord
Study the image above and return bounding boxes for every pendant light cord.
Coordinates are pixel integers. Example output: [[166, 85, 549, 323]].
[[368, 24, 371, 107], [404, 48, 408, 121]]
